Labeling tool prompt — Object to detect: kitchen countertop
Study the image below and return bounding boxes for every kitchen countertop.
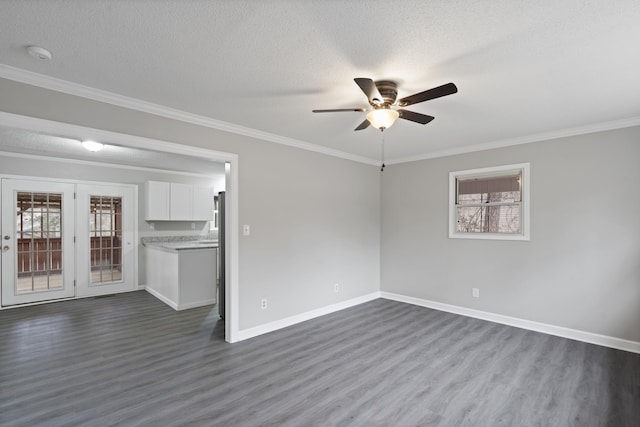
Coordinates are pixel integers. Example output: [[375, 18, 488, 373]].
[[142, 236, 218, 252], [145, 240, 218, 251]]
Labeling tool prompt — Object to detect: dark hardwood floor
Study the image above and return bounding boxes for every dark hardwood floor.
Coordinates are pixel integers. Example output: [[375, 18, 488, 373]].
[[1, 291, 638, 426]]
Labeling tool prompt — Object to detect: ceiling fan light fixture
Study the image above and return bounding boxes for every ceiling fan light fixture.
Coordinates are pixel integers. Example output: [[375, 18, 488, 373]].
[[81, 140, 104, 152], [366, 108, 399, 130]]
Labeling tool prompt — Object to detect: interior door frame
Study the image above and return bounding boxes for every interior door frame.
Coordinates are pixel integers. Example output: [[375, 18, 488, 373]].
[[0, 112, 240, 344]]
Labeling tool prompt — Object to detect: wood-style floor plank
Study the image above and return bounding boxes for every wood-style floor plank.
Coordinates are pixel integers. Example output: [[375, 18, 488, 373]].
[[1, 291, 638, 426]]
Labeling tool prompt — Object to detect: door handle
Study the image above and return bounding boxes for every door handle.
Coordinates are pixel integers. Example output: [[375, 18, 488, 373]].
[[3, 245, 9, 252], [3, 235, 10, 240]]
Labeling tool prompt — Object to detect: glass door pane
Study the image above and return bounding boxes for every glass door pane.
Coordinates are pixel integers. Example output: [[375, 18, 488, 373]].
[[16, 192, 64, 293], [89, 196, 123, 284]]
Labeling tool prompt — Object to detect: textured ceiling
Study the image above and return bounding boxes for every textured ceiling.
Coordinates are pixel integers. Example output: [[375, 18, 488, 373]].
[[1, 0, 640, 163]]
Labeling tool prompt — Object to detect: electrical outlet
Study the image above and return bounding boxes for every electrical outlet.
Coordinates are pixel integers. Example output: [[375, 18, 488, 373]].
[[149, 223, 155, 230], [334, 283, 339, 293], [472, 288, 480, 298], [261, 298, 267, 309]]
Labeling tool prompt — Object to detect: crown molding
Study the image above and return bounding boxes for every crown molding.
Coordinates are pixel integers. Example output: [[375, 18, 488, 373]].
[[387, 115, 640, 165], [3, 65, 639, 167], [0, 64, 378, 166]]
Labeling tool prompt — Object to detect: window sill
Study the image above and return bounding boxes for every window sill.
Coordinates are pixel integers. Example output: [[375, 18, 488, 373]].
[[449, 232, 530, 241]]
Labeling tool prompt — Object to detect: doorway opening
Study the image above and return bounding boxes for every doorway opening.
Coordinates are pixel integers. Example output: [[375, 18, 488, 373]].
[[0, 112, 239, 343]]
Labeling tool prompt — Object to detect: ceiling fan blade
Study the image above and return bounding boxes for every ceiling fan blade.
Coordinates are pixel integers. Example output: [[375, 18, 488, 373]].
[[312, 108, 366, 113], [398, 82, 458, 107], [354, 78, 384, 105], [354, 119, 370, 131], [398, 109, 435, 125]]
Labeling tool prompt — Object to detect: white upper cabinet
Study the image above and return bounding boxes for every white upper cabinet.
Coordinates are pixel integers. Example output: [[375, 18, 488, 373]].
[[145, 181, 170, 221], [192, 186, 214, 221], [145, 181, 212, 221], [170, 183, 193, 220]]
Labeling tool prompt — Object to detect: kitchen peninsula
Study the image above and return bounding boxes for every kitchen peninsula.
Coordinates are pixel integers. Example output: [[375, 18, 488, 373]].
[[143, 237, 218, 311]]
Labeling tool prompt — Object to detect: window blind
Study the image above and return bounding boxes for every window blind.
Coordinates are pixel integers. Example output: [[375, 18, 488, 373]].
[[457, 174, 520, 195]]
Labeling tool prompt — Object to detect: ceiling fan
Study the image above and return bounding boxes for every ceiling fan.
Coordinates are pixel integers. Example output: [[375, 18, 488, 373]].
[[313, 78, 458, 131]]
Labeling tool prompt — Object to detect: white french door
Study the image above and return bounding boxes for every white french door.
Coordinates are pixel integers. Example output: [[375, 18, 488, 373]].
[[1, 179, 76, 305], [1, 179, 137, 306], [75, 184, 135, 297]]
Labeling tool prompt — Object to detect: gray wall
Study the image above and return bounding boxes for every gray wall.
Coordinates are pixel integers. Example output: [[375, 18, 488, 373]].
[[5, 76, 635, 344], [0, 78, 381, 331], [0, 154, 224, 286], [381, 126, 640, 342]]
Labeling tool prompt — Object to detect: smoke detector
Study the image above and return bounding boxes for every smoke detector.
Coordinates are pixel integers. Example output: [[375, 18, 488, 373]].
[[27, 45, 53, 61]]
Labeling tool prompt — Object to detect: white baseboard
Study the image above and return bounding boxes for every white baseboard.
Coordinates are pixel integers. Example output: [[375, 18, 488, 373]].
[[1, 288, 142, 310], [380, 292, 640, 354], [145, 287, 215, 311], [145, 287, 178, 310], [236, 292, 381, 342], [176, 299, 216, 311]]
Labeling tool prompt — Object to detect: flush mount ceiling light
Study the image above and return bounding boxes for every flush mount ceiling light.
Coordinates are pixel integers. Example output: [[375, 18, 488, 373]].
[[366, 108, 400, 130], [81, 140, 104, 152], [27, 45, 53, 61]]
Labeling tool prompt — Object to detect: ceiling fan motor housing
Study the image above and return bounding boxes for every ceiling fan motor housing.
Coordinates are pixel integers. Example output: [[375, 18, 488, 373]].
[[372, 80, 398, 108]]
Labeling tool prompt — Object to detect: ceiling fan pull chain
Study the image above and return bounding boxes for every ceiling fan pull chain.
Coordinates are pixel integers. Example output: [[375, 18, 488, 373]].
[[380, 130, 386, 172]]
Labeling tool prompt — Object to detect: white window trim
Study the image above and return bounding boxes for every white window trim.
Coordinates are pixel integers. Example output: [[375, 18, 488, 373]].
[[449, 162, 530, 241]]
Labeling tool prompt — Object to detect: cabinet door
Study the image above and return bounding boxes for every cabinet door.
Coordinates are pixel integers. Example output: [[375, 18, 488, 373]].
[[145, 181, 170, 221], [170, 183, 192, 220], [192, 187, 213, 221]]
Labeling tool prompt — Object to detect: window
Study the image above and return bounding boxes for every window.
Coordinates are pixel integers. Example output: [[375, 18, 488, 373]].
[[449, 163, 530, 240]]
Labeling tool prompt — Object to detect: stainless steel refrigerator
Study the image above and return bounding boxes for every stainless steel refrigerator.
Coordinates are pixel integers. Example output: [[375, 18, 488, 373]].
[[218, 191, 226, 319]]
